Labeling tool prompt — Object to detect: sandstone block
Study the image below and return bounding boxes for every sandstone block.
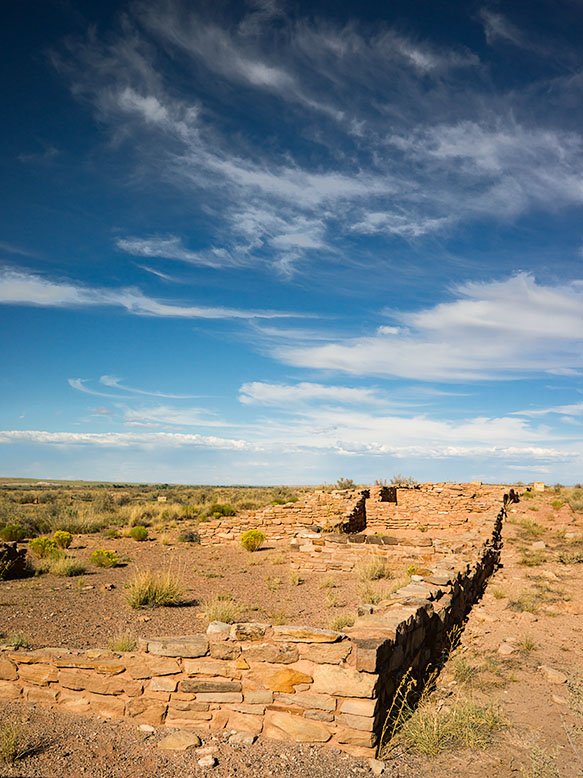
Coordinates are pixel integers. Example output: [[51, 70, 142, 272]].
[[243, 643, 299, 664], [300, 642, 352, 664], [59, 670, 126, 695], [336, 713, 375, 731], [229, 731, 257, 746], [244, 689, 273, 704], [276, 691, 336, 711], [226, 710, 263, 734], [150, 676, 178, 692], [88, 693, 126, 719], [273, 626, 341, 643], [19, 664, 58, 686], [230, 623, 269, 641], [24, 686, 59, 704], [207, 621, 231, 639], [304, 710, 334, 722], [58, 690, 90, 713], [145, 636, 209, 658], [183, 658, 242, 678], [339, 698, 377, 717], [0, 658, 18, 681], [127, 698, 167, 725], [247, 667, 312, 693], [335, 726, 376, 747], [126, 657, 180, 679], [53, 658, 126, 674], [180, 678, 241, 693], [0, 680, 21, 699], [227, 703, 265, 714], [169, 700, 209, 711], [312, 665, 378, 698], [196, 692, 243, 703], [264, 711, 332, 742], [210, 642, 241, 660]]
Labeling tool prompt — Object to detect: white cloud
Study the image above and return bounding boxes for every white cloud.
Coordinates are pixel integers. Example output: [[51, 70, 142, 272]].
[[0, 268, 300, 320], [0, 430, 254, 451], [277, 274, 583, 381], [118, 235, 238, 268], [238, 381, 384, 406], [99, 375, 198, 400]]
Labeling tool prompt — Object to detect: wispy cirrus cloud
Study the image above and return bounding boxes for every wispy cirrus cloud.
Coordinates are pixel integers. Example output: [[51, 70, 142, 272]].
[[53, 2, 583, 277], [0, 268, 301, 320], [0, 429, 254, 450], [69, 375, 200, 400], [277, 274, 583, 381], [238, 381, 384, 406]]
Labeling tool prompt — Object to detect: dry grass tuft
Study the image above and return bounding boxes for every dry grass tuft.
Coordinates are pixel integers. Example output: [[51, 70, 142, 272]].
[[202, 594, 241, 624], [108, 631, 138, 652], [125, 567, 185, 609], [356, 557, 392, 581]]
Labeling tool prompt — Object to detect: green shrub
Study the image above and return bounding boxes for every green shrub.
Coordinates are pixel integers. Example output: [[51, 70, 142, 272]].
[[105, 528, 120, 538], [551, 500, 563, 509], [125, 567, 184, 608], [28, 536, 60, 559], [129, 525, 148, 541], [0, 525, 25, 542], [90, 549, 119, 568], [53, 530, 73, 549], [335, 478, 355, 490], [240, 529, 265, 552], [208, 503, 236, 517]]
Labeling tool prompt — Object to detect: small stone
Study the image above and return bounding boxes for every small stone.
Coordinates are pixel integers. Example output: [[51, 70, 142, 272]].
[[497, 643, 515, 656], [229, 732, 257, 746], [157, 731, 201, 751], [531, 541, 546, 550], [552, 695, 568, 705], [139, 724, 155, 733], [368, 758, 385, 776], [539, 665, 567, 684], [198, 755, 218, 767]]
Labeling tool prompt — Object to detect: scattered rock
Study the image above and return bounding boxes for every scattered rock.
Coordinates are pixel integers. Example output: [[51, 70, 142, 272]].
[[497, 643, 515, 656], [229, 732, 257, 746], [539, 665, 567, 684], [368, 758, 385, 775], [552, 695, 568, 705], [531, 541, 546, 550], [157, 731, 202, 751], [100, 583, 115, 591], [139, 724, 155, 733], [198, 755, 218, 767]]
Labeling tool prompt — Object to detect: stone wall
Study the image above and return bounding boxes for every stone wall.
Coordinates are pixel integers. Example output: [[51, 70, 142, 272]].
[[196, 490, 367, 545], [0, 491, 505, 758]]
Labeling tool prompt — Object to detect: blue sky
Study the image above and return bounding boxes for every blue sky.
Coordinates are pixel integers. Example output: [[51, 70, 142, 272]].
[[1, 0, 582, 484]]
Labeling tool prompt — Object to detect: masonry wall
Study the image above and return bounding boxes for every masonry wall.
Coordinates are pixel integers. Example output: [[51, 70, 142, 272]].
[[0, 498, 505, 759], [196, 490, 367, 545]]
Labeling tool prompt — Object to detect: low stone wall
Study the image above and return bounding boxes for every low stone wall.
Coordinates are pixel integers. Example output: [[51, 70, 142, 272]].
[[196, 490, 367, 545], [0, 494, 505, 758]]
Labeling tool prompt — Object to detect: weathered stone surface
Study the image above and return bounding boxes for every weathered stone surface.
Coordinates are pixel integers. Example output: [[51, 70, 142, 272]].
[[243, 643, 299, 664], [24, 686, 59, 704], [180, 678, 241, 694], [158, 731, 201, 751], [126, 657, 181, 679], [146, 636, 209, 658], [58, 690, 90, 713], [301, 642, 352, 664], [210, 642, 241, 660], [150, 676, 178, 692], [264, 711, 332, 742], [183, 658, 242, 678], [339, 698, 377, 717], [276, 692, 336, 711], [369, 758, 385, 775], [312, 665, 378, 698], [244, 689, 273, 705], [230, 623, 269, 641], [126, 698, 167, 725], [247, 667, 313, 693], [335, 726, 376, 747], [304, 710, 334, 722], [335, 713, 375, 731], [225, 710, 263, 734], [88, 693, 126, 719], [197, 692, 243, 703], [0, 658, 18, 681], [198, 754, 217, 767], [59, 670, 126, 695], [19, 664, 58, 686], [273, 626, 341, 643], [53, 658, 126, 675], [0, 680, 21, 699]]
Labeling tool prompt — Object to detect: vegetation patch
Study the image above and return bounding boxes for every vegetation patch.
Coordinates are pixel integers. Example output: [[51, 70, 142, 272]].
[[240, 529, 265, 552], [125, 567, 185, 608], [90, 549, 119, 568]]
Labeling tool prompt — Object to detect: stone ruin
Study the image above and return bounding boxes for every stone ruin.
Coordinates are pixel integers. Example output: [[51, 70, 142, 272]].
[[0, 482, 510, 758]]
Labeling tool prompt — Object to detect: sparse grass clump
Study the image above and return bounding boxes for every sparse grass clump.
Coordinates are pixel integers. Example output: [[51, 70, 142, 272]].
[[360, 582, 390, 605], [319, 575, 337, 589], [125, 567, 184, 608], [550, 500, 563, 510], [90, 549, 119, 568], [240, 529, 265, 552], [202, 594, 241, 624], [508, 591, 541, 614], [397, 698, 506, 755], [129, 525, 148, 542], [492, 588, 506, 599], [289, 571, 303, 586], [519, 519, 545, 539], [330, 614, 355, 631], [452, 657, 479, 685], [0, 524, 26, 542], [520, 550, 546, 567], [108, 631, 138, 652], [3, 631, 29, 648], [0, 719, 37, 764], [49, 556, 86, 577], [266, 575, 281, 591], [356, 557, 392, 581], [519, 634, 537, 652], [208, 503, 236, 517], [178, 530, 200, 544]]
